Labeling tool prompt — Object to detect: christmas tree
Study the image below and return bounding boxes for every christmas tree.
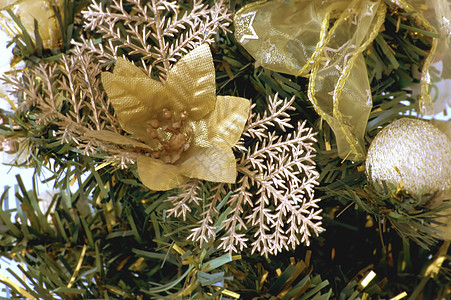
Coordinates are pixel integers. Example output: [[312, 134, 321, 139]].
[[0, 0, 450, 299]]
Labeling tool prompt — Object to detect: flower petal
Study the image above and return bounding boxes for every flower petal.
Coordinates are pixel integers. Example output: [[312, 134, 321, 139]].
[[84, 130, 153, 150], [166, 44, 216, 120], [101, 58, 166, 145], [179, 146, 237, 183], [137, 155, 188, 191], [203, 96, 250, 148]]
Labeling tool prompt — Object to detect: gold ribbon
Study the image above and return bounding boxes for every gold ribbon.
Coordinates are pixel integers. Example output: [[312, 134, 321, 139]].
[[405, 0, 451, 114], [235, 0, 446, 161]]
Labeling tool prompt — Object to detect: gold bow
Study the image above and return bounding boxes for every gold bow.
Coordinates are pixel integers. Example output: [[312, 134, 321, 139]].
[[234, 0, 445, 161], [86, 44, 250, 191]]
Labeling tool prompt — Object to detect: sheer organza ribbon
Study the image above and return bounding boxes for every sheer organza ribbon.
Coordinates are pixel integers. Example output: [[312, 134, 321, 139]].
[[235, 0, 449, 161], [410, 0, 451, 114]]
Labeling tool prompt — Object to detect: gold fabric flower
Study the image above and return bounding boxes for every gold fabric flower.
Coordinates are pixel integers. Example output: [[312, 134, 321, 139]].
[[86, 44, 250, 191]]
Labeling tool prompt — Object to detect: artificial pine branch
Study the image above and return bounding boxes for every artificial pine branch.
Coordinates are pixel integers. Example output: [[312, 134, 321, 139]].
[[0, 0, 450, 299]]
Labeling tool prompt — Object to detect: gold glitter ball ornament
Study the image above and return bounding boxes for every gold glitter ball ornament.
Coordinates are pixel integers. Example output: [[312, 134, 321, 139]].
[[365, 118, 451, 197]]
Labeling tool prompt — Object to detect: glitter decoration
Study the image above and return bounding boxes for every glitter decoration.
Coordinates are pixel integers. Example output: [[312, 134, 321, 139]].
[[366, 118, 451, 196], [234, 10, 258, 44]]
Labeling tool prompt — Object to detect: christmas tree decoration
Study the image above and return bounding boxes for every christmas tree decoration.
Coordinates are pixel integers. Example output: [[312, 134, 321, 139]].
[[77, 0, 231, 80], [1, 0, 232, 166], [366, 118, 451, 197], [0, 0, 63, 49], [235, 0, 386, 161], [357, 118, 451, 248], [1, 0, 451, 298], [411, 0, 451, 114], [234, 0, 446, 159], [392, 0, 449, 114], [86, 44, 250, 191], [1, 0, 322, 258], [169, 94, 323, 256]]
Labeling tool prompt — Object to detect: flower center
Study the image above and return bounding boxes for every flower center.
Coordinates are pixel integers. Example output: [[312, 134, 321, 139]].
[[146, 108, 193, 164]]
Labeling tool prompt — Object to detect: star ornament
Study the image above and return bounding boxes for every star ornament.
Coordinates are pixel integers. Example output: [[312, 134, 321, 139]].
[[86, 44, 250, 191], [234, 10, 259, 43]]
